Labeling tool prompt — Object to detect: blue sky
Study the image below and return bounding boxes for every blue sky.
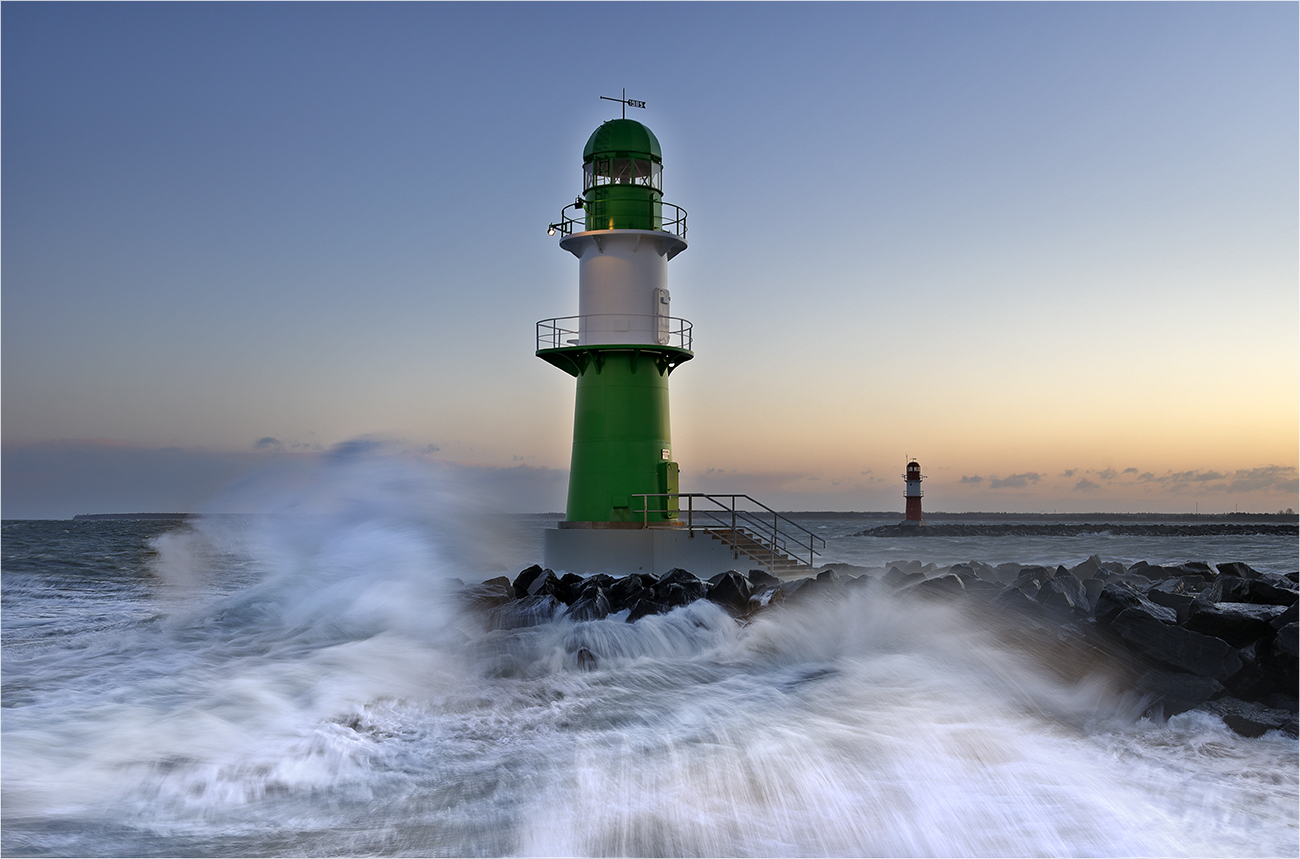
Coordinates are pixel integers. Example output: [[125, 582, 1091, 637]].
[[4, 2, 1297, 518]]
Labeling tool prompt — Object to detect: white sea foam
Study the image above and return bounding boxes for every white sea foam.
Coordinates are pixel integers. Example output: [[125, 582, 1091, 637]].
[[2, 444, 1295, 857]]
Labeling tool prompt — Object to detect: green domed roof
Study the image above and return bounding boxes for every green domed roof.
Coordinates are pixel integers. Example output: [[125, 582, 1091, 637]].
[[582, 119, 662, 163]]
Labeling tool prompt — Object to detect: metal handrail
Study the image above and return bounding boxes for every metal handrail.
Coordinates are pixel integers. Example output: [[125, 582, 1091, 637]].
[[630, 492, 826, 570], [536, 315, 693, 351], [548, 200, 687, 240]]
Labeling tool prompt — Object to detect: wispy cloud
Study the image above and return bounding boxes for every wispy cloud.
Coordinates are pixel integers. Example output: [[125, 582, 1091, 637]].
[[960, 475, 984, 484], [1073, 478, 1100, 492], [1139, 466, 1299, 496], [988, 472, 1040, 489], [1096, 468, 1118, 480], [1224, 465, 1299, 494]]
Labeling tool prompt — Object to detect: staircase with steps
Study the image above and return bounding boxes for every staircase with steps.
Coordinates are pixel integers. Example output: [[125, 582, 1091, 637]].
[[703, 528, 813, 576], [631, 492, 825, 576]]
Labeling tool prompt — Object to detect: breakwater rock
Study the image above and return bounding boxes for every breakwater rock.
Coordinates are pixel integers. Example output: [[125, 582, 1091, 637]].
[[855, 522, 1299, 538], [457, 557, 1298, 738]]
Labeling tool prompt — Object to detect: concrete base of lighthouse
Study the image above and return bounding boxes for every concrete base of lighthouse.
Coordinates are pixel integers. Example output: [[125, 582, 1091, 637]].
[[543, 526, 756, 577]]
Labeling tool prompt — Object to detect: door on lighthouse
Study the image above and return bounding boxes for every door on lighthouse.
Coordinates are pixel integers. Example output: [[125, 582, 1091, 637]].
[[655, 287, 671, 345]]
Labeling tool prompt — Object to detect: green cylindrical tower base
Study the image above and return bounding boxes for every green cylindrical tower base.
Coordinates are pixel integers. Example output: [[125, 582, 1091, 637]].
[[536, 347, 690, 523]]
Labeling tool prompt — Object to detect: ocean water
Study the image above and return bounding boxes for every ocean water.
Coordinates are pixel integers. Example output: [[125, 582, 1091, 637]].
[[3, 452, 1297, 857]]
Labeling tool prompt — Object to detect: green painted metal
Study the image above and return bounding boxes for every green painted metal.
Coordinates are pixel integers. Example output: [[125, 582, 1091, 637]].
[[581, 119, 663, 232], [583, 119, 662, 163], [583, 185, 663, 232], [536, 344, 693, 378], [564, 350, 680, 523]]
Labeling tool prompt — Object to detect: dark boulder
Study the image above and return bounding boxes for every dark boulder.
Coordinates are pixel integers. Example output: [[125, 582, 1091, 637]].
[[1137, 668, 1226, 715], [881, 566, 909, 587], [962, 578, 1004, 600], [1276, 623, 1299, 658], [1173, 561, 1214, 577], [1110, 609, 1242, 679], [566, 589, 612, 622], [582, 573, 616, 595], [992, 585, 1040, 613], [907, 574, 966, 599], [1039, 571, 1089, 615], [1200, 697, 1299, 738], [655, 569, 706, 604], [513, 565, 548, 595], [490, 594, 562, 630], [748, 569, 782, 589], [626, 596, 669, 622], [657, 568, 700, 587], [461, 576, 516, 612], [779, 577, 811, 599], [1246, 573, 1300, 606], [1197, 576, 1253, 604], [1094, 582, 1177, 626], [1216, 561, 1259, 579], [658, 582, 699, 608], [947, 563, 977, 581], [609, 574, 651, 610], [1118, 573, 1154, 590], [555, 572, 586, 604], [575, 647, 598, 671], [991, 563, 1023, 585], [1011, 566, 1053, 599], [531, 571, 562, 598], [1224, 639, 1287, 701], [1270, 602, 1298, 631], [816, 568, 848, 586], [1185, 601, 1289, 646], [1146, 580, 1198, 624], [707, 571, 754, 614], [1070, 555, 1104, 580], [747, 585, 786, 612]]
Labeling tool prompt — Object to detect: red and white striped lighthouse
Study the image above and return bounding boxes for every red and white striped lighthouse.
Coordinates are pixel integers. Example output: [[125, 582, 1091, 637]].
[[903, 459, 925, 524]]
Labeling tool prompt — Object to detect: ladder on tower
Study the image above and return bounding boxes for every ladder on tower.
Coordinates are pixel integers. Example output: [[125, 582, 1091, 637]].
[[632, 492, 825, 575]]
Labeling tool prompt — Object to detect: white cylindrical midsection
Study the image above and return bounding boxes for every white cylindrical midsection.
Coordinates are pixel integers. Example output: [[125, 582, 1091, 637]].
[[905, 482, 923, 497], [572, 232, 670, 346]]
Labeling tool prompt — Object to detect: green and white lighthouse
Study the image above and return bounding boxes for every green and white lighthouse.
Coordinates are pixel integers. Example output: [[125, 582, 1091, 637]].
[[536, 104, 824, 576], [537, 115, 692, 527]]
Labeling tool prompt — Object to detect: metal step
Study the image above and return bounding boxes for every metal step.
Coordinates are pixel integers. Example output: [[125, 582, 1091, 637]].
[[704, 528, 813, 575]]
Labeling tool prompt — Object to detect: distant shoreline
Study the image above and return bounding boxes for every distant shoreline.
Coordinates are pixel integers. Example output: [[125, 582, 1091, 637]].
[[54, 511, 1300, 523], [70, 513, 196, 521]]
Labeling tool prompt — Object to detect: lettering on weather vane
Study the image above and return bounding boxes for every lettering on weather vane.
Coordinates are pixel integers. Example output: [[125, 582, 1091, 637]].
[[600, 88, 646, 119]]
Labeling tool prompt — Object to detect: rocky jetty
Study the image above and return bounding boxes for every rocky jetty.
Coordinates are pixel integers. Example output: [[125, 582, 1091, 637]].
[[855, 522, 1298, 537], [458, 556, 1299, 738]]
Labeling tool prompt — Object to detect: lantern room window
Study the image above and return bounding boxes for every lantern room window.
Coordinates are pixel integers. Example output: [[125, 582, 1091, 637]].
[[584, 158, 662, 191]]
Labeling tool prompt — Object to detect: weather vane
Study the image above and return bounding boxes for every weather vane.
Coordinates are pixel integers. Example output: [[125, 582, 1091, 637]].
[[600, 88, 646, 119]]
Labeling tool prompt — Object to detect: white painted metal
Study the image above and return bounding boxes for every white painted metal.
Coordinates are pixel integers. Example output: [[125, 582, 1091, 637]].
[[905, 482, 923, 497], [559, 229, 687, 347]]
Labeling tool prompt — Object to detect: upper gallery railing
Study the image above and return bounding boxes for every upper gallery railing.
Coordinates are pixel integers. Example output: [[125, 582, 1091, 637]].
[[547, 200, 687, 239]]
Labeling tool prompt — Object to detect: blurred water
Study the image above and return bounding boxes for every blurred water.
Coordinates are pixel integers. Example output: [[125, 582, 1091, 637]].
[[2, 449, 1296, 857]]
